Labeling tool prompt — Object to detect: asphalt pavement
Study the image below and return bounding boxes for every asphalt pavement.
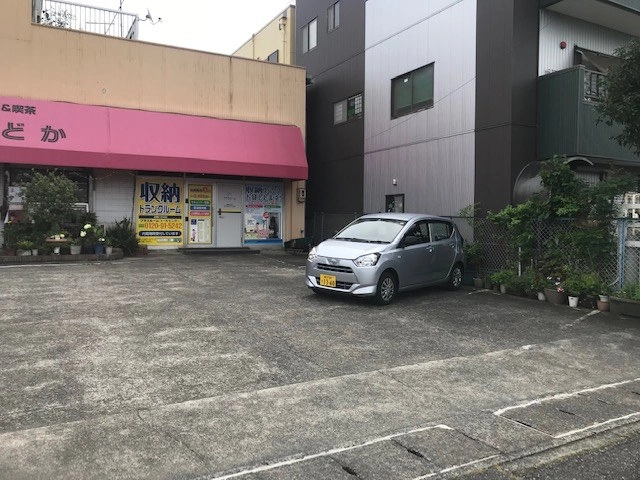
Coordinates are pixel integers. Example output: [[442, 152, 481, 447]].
[[0, 251, 639, 479]]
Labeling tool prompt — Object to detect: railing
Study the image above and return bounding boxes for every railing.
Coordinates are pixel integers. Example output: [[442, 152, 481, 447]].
[[32, 0, 139, 39]]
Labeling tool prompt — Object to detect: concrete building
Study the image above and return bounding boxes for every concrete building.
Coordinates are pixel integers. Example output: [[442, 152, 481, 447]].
[[295, 0, 639, 231], [1, 0, 308, 250], [233, 5, 296, 65]]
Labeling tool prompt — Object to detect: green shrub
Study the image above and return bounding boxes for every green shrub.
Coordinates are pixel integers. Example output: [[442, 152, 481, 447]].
[[616, 283, 640, 301], [105, 218, 138, 256], [491, 269, 516, 286]]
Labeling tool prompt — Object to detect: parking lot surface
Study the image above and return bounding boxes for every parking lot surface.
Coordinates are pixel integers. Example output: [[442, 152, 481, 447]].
[[1, 252, 639, 479]]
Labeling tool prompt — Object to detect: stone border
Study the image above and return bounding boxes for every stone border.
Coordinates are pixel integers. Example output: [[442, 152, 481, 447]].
[[0, 248, 124, 265]]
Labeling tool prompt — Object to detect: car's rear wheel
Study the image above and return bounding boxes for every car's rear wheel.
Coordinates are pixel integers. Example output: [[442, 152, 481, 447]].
[[447, 263, 463, 290], [375, 271, 397, 305]]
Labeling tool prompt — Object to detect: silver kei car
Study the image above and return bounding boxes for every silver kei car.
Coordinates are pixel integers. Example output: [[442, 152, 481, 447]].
[[305, 213, 466, 304]]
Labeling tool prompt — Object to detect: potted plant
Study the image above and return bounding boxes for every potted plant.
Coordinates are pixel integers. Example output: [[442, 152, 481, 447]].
[[562, 273, 583, 308], [464, 242, 484, 288], [104, 237, 114, 256], [543, 274, 567, 305], [69, 237, 82, 255], [16, 239, 35, 256], [491, 269, 516, 294]]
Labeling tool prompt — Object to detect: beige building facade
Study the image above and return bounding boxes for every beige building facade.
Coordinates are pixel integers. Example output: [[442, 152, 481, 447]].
[[1, 0, 307, 249], [233, 5, 296, 65]]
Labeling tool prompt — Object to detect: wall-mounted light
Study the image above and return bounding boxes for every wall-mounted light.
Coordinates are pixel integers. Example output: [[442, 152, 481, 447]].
[[560, 41, 567, 49], [392, 179, 397, 185], [279, 15, 287, 30]]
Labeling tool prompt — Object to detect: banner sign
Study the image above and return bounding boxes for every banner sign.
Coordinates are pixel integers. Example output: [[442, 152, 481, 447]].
[[188, 184, 212, 244], [136, 177, 184, 246], [244, 184, 283, 242]]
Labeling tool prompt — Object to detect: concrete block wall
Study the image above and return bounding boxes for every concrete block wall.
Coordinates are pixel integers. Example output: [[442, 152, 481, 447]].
[[93, 169, 135, 227]]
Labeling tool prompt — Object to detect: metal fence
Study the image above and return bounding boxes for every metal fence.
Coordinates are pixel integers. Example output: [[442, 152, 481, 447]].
[[33, 0, 139, 39], [457, 216, 640, 290]]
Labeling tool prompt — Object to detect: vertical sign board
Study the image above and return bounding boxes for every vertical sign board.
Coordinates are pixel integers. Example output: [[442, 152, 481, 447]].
[[188, 184, 212, 244], [244, 184, 284, 244], [136, 177, 184, 246]]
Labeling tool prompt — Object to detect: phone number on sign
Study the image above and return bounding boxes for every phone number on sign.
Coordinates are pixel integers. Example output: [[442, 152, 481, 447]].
[[139, 221, 183, 230]]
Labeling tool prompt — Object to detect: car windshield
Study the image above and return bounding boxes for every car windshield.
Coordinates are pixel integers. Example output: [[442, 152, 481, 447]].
[[335, 218, 407, 243]]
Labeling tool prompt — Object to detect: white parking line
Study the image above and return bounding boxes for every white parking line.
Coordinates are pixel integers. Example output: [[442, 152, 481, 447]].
[[206, 425, 454, 480], [493, 377, 640, 416], [414, 455, 501, 479], [493, 377, 640, 439]]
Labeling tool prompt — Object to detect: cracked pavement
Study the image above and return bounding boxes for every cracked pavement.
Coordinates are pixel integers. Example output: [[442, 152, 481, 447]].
[[1, 252, 639, 479]]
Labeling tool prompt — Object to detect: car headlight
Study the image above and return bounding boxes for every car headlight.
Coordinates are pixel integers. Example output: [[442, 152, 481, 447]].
[[354, 253, 380, 267], [307, 246, 318, 261]]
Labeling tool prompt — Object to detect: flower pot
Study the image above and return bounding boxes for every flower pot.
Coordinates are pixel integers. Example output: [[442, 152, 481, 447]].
[[94, 244, 105, 255], [70, 245, 81, 255], [598, 295, 609, 303], [473, 277, 484, 288], [499, 284, 507, 294], [53, 246, 61, 254], [537, 291, 546, 301], [31, 249, 39, 256], [105, 246, 113, 255], [597, 299, 609, 312], [544, 288, 567, 305], [568, 295, 579, 308]]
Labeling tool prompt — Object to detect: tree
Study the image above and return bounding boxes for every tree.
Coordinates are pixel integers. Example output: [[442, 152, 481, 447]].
[[18, 171, 80, 237], [597, 38, 640, 156]]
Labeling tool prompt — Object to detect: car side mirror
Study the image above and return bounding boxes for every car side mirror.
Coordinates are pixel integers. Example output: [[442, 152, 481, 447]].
[[402, 235, 419, 247]]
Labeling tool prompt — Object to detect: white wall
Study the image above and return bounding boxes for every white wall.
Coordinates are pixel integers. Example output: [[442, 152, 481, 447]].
[[364, 0, 476, 215], [539, 10, 633, 75], [93, 169, 135, 227]]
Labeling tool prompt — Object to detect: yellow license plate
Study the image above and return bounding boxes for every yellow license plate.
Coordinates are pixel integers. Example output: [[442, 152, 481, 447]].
[[319, 274, 337, 287]]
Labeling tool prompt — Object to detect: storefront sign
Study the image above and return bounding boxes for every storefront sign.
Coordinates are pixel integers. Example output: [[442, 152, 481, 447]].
[[244, 184, 283, 243], [188, 184, 212, 244], [136, 177, 183, 246]]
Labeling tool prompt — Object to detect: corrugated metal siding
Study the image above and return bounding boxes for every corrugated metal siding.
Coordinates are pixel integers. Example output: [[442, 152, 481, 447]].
[[364, 0, 476, 216], [539, 10, 633, 75]]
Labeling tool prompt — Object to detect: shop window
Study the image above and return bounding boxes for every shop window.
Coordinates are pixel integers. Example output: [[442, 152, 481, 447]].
[[391, 63, 434, 118]]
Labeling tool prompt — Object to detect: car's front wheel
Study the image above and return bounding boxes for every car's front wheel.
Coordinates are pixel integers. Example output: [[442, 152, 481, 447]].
[[375, 271, 397, 305], [447, 263, 464, 290]]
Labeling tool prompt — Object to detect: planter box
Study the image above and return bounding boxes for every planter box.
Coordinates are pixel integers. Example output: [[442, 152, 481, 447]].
[[609, 297, 640, 318]]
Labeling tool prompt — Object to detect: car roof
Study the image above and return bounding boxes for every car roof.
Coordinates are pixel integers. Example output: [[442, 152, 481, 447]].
[[357, 213, 451, 222]]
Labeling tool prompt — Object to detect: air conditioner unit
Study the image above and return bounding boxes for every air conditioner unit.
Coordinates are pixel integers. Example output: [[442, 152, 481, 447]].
[[72, 203, 89, 212]]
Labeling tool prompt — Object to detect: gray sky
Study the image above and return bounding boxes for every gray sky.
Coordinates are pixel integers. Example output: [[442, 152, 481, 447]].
[[70, 0, 295, 54]]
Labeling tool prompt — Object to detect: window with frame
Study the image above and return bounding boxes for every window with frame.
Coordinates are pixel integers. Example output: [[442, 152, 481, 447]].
[[328, 1, 340, 32], [391, 63, 434, 118], [302, 18, 317, 53], [385, 194, 404, 213], [333, 93, 363, 125], [267, 50, 279, 63]]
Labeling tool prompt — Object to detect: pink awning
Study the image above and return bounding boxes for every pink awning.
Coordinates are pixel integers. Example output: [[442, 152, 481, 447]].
[[0, 96, 307, 180]]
